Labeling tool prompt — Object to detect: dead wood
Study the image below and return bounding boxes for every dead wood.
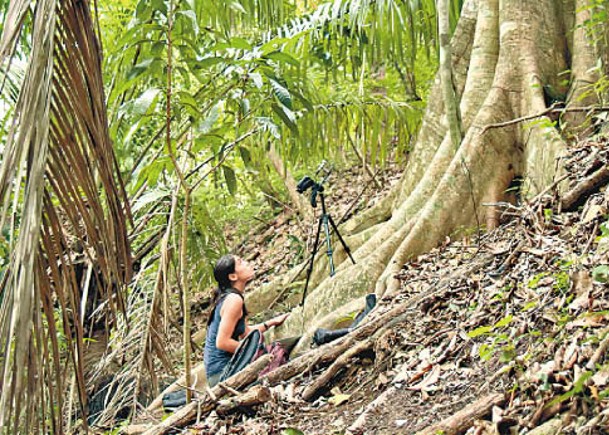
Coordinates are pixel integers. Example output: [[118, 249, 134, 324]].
[[526, 416, 564, 435], [345, 381, 398, 435], [586, 328, 609, 370], [120, 424, 154, 434], [561, 166, 609, 211], [301, 339, 374, 401], [146, 361, 207, 412], [141, 354, 272, 435], [216, 385, 272, 415], [415, 393, 505, 435], [262, 303, 412, 386]]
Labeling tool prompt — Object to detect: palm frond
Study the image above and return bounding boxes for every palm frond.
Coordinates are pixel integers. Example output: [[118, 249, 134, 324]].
[[0, 0, 132, 431]]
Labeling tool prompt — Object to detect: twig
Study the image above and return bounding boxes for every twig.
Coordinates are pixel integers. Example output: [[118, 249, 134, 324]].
[[529, 173, 571, 205], [142, 354, 273, 435], [586, 328, 609, 370], [339, 166, 384, 224], [583, 222, 599, 254], [217, 383, 241, 396], [301, 339, 373, 401], [205, 386, 217, 402], [480, 104, 609, 135]]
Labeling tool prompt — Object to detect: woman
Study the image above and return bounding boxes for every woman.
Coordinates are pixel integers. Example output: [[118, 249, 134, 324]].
[[204, 254, 289, 387]]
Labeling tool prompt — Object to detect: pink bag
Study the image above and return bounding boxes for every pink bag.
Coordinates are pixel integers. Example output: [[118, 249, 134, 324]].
[[253, 335, 289, 377]]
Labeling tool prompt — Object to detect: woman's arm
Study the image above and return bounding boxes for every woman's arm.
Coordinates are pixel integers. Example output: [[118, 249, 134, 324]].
[[216, 294, 244, 353], [243, 313, 290, 336]]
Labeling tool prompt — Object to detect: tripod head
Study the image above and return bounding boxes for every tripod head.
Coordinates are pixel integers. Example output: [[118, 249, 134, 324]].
[[296, 161, 332, 208]]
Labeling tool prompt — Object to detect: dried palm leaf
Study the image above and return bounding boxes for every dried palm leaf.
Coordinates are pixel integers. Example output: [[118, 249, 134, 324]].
[[0, 0, 132, 431]]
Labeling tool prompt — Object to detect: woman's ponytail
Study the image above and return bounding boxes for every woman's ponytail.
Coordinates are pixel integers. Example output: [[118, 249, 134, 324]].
[[207, 255, 237, 325]]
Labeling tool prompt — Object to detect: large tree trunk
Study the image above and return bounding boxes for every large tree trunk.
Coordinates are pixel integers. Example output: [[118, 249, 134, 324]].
[[248, 0, 605, 354]]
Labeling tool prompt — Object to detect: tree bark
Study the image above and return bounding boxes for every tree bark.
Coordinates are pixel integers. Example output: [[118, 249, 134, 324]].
[[438, 0, 463, 148], [246, 0, 606, 356], [216, 385, 271, 415]]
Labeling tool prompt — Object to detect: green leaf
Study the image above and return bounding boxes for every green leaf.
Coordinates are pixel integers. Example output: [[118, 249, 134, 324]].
[[198, 103, 221, 134], [240, 98, 250, 117], [229, 37, 252, 50], [522, 301, 538, 311], [256, 117, 280, 139], [260, 37, 291, 55], [178, 91, 200, 116], [265, 51, 300, 67], [137, 156, 171, 188], [238, 146, 252, 167], [130, 88, 161, 116], [282, 429, 304, 435], [272, 103, 298, 136], [194, 56, 225, 69], [592, 265, 609, 283], [150, 0, 167, 16], [223, 165, 237, 195], [135, 0, 152, 22], [494, 315, 513, 329], [229, 1, 247, 14], [270, 79, 292, 109], [132, 190, 171, 213], [467, 326, 492, 338], [126, 58, 156, 81], [479, 343, 494, 361], [548, 371, 593, 407], [177, 10, 199, 36]]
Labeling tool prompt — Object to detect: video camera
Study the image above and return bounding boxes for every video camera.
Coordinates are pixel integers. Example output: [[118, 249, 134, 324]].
[[296, 160, 333, 208]]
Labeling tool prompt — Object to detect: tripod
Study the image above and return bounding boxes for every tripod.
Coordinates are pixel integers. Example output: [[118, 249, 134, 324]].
[[300, 185, 356, 307]]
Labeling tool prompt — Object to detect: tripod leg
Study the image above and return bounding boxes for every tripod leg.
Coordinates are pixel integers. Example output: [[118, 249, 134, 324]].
[[301, 216, 323, 307], [328, 215, 356, 265], [323, 214, 335, 276]]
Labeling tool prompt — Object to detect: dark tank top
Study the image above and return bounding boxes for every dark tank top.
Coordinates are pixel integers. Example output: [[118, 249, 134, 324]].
[[204, 289, 247, 377]]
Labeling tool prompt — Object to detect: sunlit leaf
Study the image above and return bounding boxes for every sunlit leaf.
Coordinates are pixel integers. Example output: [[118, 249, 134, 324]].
[[270, 78, 292, 109]]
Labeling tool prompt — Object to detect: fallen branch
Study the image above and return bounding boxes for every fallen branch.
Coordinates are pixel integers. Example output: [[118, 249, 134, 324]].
[[561, 166, 609, 211], [345, 380, 398, 435], [146, 362, 207, 412], [586, 327, 609, 371], [262, 303, 412, 387], [527, 416, 564, 435], [216, 385, 272, 415], [415, 392, 505, 435], [142, 354, 273, 435], [301, 339, 374, 401]]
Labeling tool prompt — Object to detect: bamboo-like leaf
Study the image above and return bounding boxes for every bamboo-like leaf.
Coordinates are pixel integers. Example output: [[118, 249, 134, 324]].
[[223, 165, 238, 195]]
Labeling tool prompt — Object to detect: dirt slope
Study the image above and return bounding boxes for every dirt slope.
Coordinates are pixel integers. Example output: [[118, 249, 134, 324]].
[[145, 137, 609, 435]]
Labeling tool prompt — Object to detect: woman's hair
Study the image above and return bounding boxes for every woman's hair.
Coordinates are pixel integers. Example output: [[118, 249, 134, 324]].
[[208, 254, 247, 325], [213, 254, 236, 291]]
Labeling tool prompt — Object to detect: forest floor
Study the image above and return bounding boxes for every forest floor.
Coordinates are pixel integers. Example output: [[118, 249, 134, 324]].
[[140, 136, 609, 435]]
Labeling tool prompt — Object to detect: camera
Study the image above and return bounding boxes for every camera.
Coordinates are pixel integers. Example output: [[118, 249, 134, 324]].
[[296, 176, 315, 194], [295, 161, 332, 207]]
